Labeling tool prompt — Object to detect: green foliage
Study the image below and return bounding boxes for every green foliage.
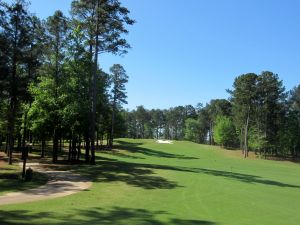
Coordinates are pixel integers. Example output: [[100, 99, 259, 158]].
[[228, 72, 287, 156], [109, 65, 129, 146], [248, 126, 267, 152], [184, 118, 200, 143], [229, 73, 258, 130], [214, 116, 237, 148]]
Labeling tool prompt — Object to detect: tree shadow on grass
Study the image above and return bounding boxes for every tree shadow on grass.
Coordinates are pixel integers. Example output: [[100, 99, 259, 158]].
[[76, 156, 181, 190], [189, 167, 300, 189], [115, 140, 199, 160], [0, 207, 218, 225], [75, 155, 300, 190], [100, 149, 146, 160], [141, 162, 300, 189], [20, 154, 299, 191]]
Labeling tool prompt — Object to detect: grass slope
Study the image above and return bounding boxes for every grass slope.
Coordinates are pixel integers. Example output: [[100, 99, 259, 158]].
[[0, 139, 300, 225]]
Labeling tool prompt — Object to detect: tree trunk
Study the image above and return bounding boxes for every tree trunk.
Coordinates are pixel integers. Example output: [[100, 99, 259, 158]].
[[96, 132, 99, 148], [77, 135, 81, 161], [100, 133, 103, 149], [22, 147, 28, 179], [85, 133, 90, 163], [5, 133, 9, 154], [41, 139, 45, 158], [8, 98, 17, 165], [17, 132, 21, 151], [68, 134, 72, 162], [209, 121, 214, 145], [90, 0, 100, 165], [59, 136, 62, 153], [110, 104, 116, 148], [72, 136, 77, 161], [240, 128, 244, 155], [22, 108, 28, 159], [0, 134, 2, 149], [244, 106, 250, 158], [53, 130, 58, 163]]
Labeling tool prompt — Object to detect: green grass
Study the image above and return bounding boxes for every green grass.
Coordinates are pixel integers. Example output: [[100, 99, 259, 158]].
[[1, 139, 300, 225], [0, 163, 48, 196]]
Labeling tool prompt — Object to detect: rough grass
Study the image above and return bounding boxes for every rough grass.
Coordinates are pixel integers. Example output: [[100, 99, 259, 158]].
[[0, 139, 300, 225]]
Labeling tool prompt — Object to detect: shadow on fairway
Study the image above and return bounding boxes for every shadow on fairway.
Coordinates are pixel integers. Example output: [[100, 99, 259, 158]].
[[76, 156, 181, 190], [114, 140, 199, 160], [188, 167, 300, 189], [0, 207, 218, 225], [67, 154, 300, 190]]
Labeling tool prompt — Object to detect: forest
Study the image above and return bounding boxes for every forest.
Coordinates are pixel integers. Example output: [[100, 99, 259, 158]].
[[1, 0, 300, 168], [125, 74, 300, 158], [0, 0, 134, 165]]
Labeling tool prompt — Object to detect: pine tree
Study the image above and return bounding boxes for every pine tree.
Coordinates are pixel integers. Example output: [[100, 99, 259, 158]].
[[71, 0, 134, 164], [109, 64, 128, 147]]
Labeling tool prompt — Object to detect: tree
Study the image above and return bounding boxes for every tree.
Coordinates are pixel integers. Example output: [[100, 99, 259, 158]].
[[228, 73, 258, 157], [197, 107, 210, 144], [150, 109, 165, 139], [278, 85, 300, 157], [248, 126, 267, 154], [184, 118, 200, 143], [71, 0, 135, 164], [206, 99, 232, 145], [135, 106, 149, 139], [109, 64, 128, 147], [0, 0, 33, 164], [213, 116, 237, 148], [256, 72, 286, 156], [289, 85, 300, 111], [44, 10, 69, 162]]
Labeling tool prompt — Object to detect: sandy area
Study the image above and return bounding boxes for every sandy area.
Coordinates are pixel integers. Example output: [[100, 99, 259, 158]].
[[156, 140, 173, 144]]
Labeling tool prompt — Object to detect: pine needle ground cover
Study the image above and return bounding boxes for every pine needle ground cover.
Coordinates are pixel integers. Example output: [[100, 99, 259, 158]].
[[1, 139, 299, 225]]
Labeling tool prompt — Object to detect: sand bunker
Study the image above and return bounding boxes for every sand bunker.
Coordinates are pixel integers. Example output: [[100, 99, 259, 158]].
[[156, 140, 173, 144]]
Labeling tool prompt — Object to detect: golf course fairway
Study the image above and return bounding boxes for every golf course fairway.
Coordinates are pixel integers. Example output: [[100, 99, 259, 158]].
[[0, 139, 299, 225]]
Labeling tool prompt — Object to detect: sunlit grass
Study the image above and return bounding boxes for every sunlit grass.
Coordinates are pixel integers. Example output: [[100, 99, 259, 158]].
[[0, 139, 299, 225]]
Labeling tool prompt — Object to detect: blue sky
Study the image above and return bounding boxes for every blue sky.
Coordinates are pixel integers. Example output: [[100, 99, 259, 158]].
[[9, 0, 300, 109]]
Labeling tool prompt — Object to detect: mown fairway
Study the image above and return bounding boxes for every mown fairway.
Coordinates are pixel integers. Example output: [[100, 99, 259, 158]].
[[1, 139, 300, 225]]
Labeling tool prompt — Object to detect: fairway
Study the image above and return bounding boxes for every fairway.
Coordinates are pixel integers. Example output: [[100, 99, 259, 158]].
[[0, 139, 300, 225]]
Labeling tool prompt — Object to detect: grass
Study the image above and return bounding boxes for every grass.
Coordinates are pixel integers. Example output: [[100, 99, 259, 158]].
[[0, 138, 300, 225], [0, 163, 48, 196]]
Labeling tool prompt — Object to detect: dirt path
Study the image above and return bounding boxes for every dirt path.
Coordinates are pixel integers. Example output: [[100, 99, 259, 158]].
[[0, 163, 92, 206]]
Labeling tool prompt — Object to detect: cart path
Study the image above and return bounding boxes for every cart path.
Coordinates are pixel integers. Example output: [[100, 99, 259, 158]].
[[0, 163, 92, 206]]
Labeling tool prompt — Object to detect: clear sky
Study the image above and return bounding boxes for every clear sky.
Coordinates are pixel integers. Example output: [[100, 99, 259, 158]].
[[7, 0, 300, 110]]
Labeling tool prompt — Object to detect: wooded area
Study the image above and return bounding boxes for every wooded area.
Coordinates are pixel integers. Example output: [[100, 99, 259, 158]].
[[0, 0, 133, 164], [124, 74, 300, 158]]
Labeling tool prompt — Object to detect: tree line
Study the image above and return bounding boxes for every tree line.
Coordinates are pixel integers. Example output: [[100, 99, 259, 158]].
[[124, 72, 300, 158], [0, 0, 133, 165], [1, 1, 299, 166]]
